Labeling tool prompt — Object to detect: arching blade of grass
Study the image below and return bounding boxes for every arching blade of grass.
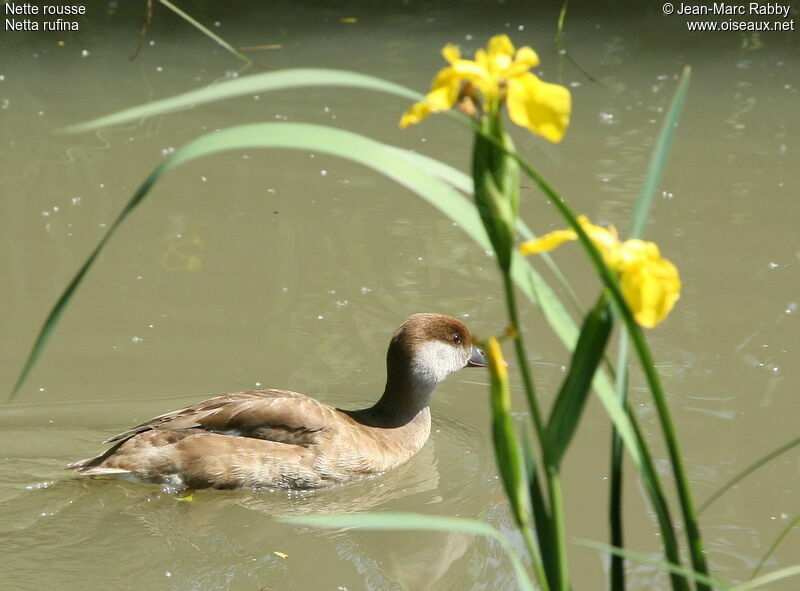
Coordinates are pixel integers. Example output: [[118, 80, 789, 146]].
[[578, 539, 731, 590], [630, 66, 691, 239], [733, 565, 800, 590], [59, 69, 424, 134], [699, 434, 800, 513], [610, 64, 691, 590], [279, 513, 536, 591], [751, 511, 800, 579]]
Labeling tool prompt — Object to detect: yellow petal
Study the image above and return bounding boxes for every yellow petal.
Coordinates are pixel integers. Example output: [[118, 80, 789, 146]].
[[618, 238, 660, 265], [519, 229, 577, 255], [426, 76, 461, 110], [620, 253, 681, 328], [512, 46, 540, 71], [399, 100, 433, 127], [487, 35, 515, 60], [442, 43, 460, 64], [507, 73, 571, 142], [503, 46, 540, 79]]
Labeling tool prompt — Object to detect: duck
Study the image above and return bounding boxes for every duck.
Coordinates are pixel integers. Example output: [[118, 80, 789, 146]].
[[67, 313, 488, 491]]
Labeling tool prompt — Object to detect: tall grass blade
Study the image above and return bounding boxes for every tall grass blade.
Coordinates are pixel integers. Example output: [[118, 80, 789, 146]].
[[158, 0, 252, 66], [629, 66, 691, 239], [279, 513, 536, 591], [752, 511, 800, 578], [699, 434, 800, 513], [732, 565, 800, 590], [609, 63, 691, 590], [59, 69, 422, 134], [546, 292, 612, 468]]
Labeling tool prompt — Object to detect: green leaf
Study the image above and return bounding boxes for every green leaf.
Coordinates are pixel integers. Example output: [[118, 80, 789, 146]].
[[546, 293, 613, 468], [699, 434, 800, 513], [733, 565, 800, 591], [608, 63, 691, 591], [59, 69, 423, 134], [279, 512, 536, 591], [578, 538, 731, 590], [630, 66, 691, 239], [751, 510, 800, 579]]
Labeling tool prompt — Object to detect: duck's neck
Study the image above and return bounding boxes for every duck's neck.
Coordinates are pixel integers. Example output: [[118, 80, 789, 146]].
[[367, 368, 438, 428]]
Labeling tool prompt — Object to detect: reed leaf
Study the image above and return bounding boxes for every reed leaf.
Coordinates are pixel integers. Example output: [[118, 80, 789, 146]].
[[630, 66, 691, 239], [279, 513, 536, 591], [732, 565, 800, 591], [578, 539, 731, 590], [699, 433, 800, 513], [751, 511, 800, 579], [546, 292, 612, 469], [609, 63, 692, 590], [59, 69, 423, 135]]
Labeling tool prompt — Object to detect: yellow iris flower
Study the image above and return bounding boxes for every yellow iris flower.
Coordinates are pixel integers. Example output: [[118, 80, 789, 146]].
[[399, 35, 571, 143], [520, 216, 681, 328]]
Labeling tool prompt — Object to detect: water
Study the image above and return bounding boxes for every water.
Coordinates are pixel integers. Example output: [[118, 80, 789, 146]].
[[1, 1, 798, 589]]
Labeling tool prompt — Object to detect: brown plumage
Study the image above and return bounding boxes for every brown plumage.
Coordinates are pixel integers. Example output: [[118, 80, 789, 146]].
[[67, 313, 487, 491]]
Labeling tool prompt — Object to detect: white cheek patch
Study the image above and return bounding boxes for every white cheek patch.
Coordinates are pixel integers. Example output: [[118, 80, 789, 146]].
[[412, 340, 466, 387]]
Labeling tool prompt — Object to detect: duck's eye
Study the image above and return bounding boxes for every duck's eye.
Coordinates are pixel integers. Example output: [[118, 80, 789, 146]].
[[453, 334, 462, 345]]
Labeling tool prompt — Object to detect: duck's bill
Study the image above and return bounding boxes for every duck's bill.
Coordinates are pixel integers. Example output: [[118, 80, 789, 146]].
[[467, 345, 488, 367], [466, 345, 509, 368]]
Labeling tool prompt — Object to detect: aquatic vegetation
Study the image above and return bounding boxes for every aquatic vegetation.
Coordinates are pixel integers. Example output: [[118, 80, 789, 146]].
[[13, 28, 800, 591]]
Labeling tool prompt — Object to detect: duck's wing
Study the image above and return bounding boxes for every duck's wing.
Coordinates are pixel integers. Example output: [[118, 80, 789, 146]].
[[103, 389, 337, 447]]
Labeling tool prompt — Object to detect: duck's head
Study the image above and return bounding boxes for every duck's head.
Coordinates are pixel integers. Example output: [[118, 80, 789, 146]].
[[386, 313, 487, 400]]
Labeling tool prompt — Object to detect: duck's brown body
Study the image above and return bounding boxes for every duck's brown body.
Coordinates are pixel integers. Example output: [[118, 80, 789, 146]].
[[67, 314, 485, 491], [69, 389, 431, 489]]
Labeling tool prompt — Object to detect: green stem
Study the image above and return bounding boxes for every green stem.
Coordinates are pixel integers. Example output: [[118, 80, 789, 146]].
[[501, 270, 547, 446], [628, 405, 690, 591], [627, 326, 709, 591], [609, 331, 629, 591], [522, 526, 553, 591], [547, 468, 570, 591], [502, 269, 569, 591]]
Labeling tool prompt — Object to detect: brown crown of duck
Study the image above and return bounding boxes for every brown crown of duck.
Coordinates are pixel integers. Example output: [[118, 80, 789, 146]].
[[67, 313, 487, 491]]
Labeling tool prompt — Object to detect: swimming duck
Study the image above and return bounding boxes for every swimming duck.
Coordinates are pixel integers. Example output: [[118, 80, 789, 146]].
[[67, 313, 487, 490]]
